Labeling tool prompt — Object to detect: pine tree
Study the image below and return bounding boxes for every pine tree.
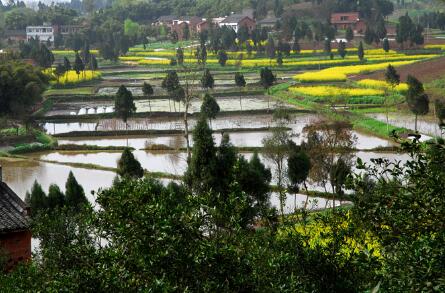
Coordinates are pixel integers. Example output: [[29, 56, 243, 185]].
[[65, 171, 87, 210], [345, 27, 354, 42], [260, 67, 276, 92], [176, 47, 184, 65], [266, 36, 276, 59], [217, 50, 228, 66], [276, 51, 283, 66], [235, 72, 246, 88], [358, 41, 365, 61], [73, 52, 84, 80], [385, 65, 400, 88], [115, 85, 136, 124], [338, 41, 347, 59], [200, 93, 220, 125], [63, 56, 71, 71], [184, 114, 217, 194], [47, 184, 65, 210], [28, 180, 47, 214], [383, 38, 390, 52], [142, 82, 154, 112], [201, 69, 214, 89], [117, 148, 144, 179], [406, 75, 429, 132]]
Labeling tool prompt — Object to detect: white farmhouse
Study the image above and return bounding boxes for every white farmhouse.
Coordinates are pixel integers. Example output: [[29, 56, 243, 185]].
[[26, 24, 54, 42]]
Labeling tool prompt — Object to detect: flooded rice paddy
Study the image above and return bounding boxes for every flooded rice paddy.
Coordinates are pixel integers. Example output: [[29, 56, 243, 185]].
[[366, 113, 443, 137], [46, 113, 394, 150], [45, 96, 282, 116]]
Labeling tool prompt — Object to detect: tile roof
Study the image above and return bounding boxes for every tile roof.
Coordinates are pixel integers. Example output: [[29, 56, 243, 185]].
[[0, 182, 29, 233], [221, 14, 251, 24]]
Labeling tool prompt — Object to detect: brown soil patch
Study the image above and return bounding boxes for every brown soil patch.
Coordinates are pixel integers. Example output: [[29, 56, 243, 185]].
[[352, 56, 445, 83]]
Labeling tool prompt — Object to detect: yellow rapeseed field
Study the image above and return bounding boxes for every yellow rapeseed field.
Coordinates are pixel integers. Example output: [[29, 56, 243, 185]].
[[52, 50, 99, 55], [49, 70, 102, 85], [424, 44, 445, 50], [357, 79, 409, 92], [289, 85, 384, 97], [294, 60, 418, 83]]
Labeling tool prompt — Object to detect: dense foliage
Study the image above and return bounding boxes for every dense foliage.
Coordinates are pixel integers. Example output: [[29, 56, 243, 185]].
[[0, 60, 49, 117]]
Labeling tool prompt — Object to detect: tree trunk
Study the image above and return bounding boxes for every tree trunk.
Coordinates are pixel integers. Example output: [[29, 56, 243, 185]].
[[184, 101, 191, 163], [415, 114, 418, 133], [126, 122, 129, 147]]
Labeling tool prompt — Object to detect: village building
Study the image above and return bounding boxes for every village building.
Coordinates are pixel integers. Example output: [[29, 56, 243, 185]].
[[26, 23, 54, 42], [4, 30, 27, 43], [171, 16, 203, 39], [54, 25, 84, 36], [257, 16, 280, 29], [219, 14, 256, 33], [0, 166, 31, 271], [330, 12, 366, 33], [153, 15, 178, 29]]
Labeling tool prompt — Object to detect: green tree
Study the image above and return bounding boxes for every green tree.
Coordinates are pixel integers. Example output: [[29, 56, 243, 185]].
[[63, 56, 71, 71], [262, 109, 293, 216], [47, 184, 65, 210], [276, 51, 283, 66], [435, 99, 445, 131], [329, 158, 351, 201], [162, 70, 181, 112], [73, 52, 84, 80], [176, 47, 184, 65], [115, 85, 136, 142], [142, 82, 154, 113], [324, 39, 331, 55], [27, 180, 47, 214], [375, 15, 387, 40], [117, 148, 144, 179], [384, 64, 401, 133], [287, 149, 311, 209], [65, 171, 87, 210], [406, 75, 429, 132], [383, 37, 390, 52], [237, 25, 249, 44], [260, 67, 276, 96], [0, 60, 49, 118], [201, 69, 214, 89], [338, 41, 346, 59], [54, 63, 66, 84], [357, 41, 365, 61], [217, 50, 228, 66], [266, 36, 276, 59], [183, 23, 190, 40], [351, 139, 445, 292], [184, 114, 217, 195], [345, 27, 354, 42], [200, 93, 220, 127], [235, 72, 246, 109]]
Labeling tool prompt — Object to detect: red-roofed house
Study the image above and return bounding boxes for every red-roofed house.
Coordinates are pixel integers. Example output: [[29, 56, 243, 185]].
[[331, 12, 366, 33], [0, 166, 31, 271]]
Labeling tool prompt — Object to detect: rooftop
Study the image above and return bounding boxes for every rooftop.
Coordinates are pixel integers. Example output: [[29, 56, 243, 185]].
[[221, 14, 252, 24], [0, 181, 29, 234]]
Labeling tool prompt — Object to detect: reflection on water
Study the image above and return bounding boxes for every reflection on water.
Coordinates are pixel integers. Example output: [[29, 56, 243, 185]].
[[46, 96, 285, 117], [270, 193, 347, 214], [366, 113, 442, 137], [43, 113, 319, 134], [43, 113, 393, 150], [35, 151, 189, 176], [57, 129, 393, 150], [32, 150, 411, 188], [0, 158, 115, 202]]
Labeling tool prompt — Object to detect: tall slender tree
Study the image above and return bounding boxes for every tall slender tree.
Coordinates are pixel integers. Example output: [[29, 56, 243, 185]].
[[406, 75, 429, 132]]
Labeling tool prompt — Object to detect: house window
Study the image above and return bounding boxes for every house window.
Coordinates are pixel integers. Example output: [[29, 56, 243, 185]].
[[340, 16, 349, 21]]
